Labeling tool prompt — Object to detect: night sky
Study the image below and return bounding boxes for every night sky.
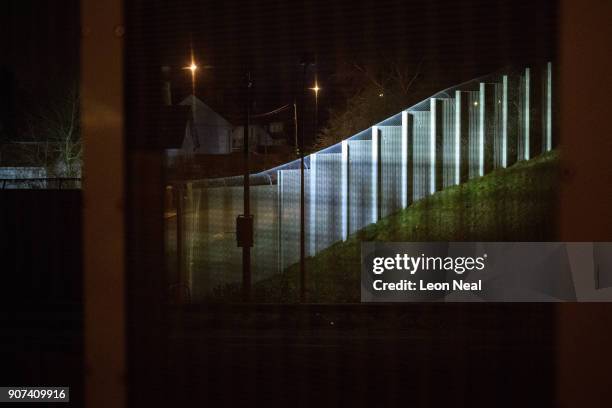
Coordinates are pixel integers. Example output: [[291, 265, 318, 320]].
[[2, 0, 557, 143], [0, 0, 80, 95], [142, 0, 557, 113]]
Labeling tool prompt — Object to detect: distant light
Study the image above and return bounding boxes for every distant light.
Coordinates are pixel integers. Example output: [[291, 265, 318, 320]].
[[183, 60, 198, 73], [310, 82, 321, 96], [473, 101, 478, 106], [379, 92, 384, 97]]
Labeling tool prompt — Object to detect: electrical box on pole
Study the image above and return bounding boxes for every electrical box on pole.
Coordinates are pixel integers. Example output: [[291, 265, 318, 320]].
[[236, 214, 254, 248]]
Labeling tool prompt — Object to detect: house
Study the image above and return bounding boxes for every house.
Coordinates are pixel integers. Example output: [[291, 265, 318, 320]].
[[179, 95, 233, 155], [163, 96, 291, 175], [232, 124, 287, 153]]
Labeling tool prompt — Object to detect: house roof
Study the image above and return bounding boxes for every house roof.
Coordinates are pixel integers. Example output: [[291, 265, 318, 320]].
[[179, 95, 233, 128]]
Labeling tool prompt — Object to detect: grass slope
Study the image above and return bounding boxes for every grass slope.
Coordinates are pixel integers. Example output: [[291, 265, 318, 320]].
[[211, 151, 560, 303]]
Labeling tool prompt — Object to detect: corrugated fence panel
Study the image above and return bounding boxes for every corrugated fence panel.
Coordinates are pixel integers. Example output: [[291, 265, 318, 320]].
[[279, 169, 300, 271], [518, 70, 529, 161], [441, 99, 457, 188], [278, 169, 310, 270], [493, 82, 505, 169], [252, 184, 279, 281], [311, 153, 343, 253], [467, 91, 481, 179], [189, 184, 242, 301], [348, 139, 373, 234], [411, 111, 431, 201], [379, 126, 403, 217]]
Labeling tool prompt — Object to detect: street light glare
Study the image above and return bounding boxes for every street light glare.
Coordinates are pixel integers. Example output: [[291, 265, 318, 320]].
[[183, 60, 198, 73], [310, 82, 321, 95]]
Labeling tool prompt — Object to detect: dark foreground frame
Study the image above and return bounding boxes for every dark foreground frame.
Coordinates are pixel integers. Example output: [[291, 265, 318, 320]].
[[81, 1, 612, 407]]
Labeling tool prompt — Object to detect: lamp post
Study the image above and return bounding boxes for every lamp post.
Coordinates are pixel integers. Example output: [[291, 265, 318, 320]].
[[173, 56, 199, 304], [241, 71, 253, 302], [299, 57, 314, 303], [183, 52, 198, 119]]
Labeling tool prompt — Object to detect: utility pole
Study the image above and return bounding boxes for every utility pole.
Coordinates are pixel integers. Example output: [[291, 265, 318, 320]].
[[237, 71, 254, 302], [299, 56, 313, 303], [293, 100, 299, 156]]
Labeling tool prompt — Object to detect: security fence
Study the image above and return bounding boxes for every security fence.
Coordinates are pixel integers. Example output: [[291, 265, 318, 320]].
[[169, 63, 555, 302], [0, 178, 81, 190]]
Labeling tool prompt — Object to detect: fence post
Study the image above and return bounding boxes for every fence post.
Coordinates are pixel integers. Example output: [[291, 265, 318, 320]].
[[501, 76, 509, 168], [401, 111, 413, 208], [521, 67, 545, 160], [430, 98, 444, 192], [456, 91, 470, 183], [309, 153, 317, 254], [371, 126, 381, 222], [341, 140, 349, 240], [545, 61, 553, 151], [479, 82, 496, 175], [175, 183, 185, 303]]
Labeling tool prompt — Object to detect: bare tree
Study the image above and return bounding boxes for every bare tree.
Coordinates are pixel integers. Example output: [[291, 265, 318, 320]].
[[315, 57, 423, 149], [28, 84, 81, 177]]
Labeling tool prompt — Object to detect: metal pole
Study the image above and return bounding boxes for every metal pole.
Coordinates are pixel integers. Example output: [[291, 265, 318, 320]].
[[314, 90, 318, 139], [176, 184, 185, 302], [299, 63, 308, 303], [293, 101, 298, 156], [242, 72, 252, 302]]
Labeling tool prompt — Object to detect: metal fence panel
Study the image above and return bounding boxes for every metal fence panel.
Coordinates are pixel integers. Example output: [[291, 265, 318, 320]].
[[379, 126, 403, 217], [440, 99, 458, 188], [467, 91, 481, 179], [310, 153, 343, 253], [411, 111, 432, 200], [347, 139, 373, 234]]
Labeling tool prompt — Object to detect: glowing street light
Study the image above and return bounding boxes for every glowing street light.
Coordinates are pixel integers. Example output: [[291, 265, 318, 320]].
[[310, 80, 321, 136], [183, 59, 198, 80], [184, 51, 199, 121], [309, 81, 321, 97], [183, 46, 199, 85]]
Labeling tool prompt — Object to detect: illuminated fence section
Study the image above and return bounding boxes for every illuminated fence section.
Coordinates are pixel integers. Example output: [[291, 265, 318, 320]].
[[438, 99, 457, 188], [278, 169, 303, 271], [310, 153, 343, 254], [252, 184, 279, 281], [379, 126, 403, 217], [347, 139, 373, 234], [187, 183, 243, 301], [170, 63, 556, 300], [544, 62, 554, 152], [411, 110, 432, 201], [467, 91, 481, 179], [518, 69, 528, 160], [517, 67, 547, 161], [480, 82, 503, 173], [378, 126, 403, 217]]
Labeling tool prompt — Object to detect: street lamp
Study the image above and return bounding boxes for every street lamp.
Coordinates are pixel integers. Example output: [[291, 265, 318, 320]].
[[183, 51, 200, 126], [310, 80, 321, 144], [309, 81, 321, 97], [298, 57, 315, 303], [183, 47, 198, 76]]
